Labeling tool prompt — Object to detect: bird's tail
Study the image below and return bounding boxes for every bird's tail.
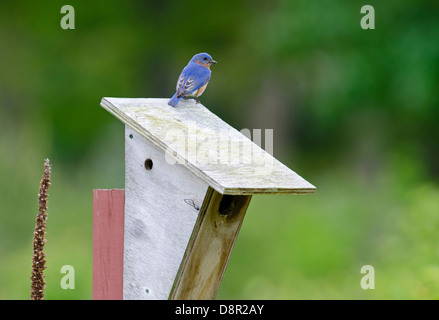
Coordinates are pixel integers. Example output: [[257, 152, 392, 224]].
[[168, 93, 182, 107]]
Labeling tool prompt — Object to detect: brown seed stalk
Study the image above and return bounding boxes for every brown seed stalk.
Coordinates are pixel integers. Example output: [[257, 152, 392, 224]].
[[30, 158, 51, 300]]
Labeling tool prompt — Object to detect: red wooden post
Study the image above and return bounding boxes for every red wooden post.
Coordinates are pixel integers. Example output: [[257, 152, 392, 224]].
[[92, 189, 125, 300]]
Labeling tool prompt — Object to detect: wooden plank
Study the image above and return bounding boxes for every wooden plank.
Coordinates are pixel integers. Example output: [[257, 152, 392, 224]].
[[101, 97, 316, 195], [92, 189, 125, 300], [170, 187, 252, 300], [123, 125, 209, 300]]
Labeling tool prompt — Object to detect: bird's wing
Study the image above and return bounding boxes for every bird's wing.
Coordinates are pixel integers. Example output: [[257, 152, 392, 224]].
[[176, 63, 211, 98]]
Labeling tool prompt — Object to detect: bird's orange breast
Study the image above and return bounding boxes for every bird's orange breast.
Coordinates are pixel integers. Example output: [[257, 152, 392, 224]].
[[196, 83, 208, 97], [195, 60, 211, 69]]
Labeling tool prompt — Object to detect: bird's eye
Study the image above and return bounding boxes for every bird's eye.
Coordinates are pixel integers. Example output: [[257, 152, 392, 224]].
[[203, 57, 208, 60]]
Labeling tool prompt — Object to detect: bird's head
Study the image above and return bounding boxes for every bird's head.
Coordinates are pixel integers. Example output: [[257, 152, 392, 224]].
[[191, 53, 217, 67]]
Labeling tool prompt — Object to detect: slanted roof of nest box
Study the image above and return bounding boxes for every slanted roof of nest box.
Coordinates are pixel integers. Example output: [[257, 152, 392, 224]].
[[101, 97, 316, 195]]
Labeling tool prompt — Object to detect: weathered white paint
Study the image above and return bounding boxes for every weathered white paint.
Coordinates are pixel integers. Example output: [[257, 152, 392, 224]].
[[123, 126, 208, 300], [101, 98, 316, 195]]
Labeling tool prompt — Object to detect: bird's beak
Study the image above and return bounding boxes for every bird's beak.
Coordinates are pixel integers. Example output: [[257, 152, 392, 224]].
[[210, 59, 218, 64]]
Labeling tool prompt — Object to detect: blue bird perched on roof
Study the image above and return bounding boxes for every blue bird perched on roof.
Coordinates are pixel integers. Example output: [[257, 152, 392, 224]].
[[168, 53, 217, 107]]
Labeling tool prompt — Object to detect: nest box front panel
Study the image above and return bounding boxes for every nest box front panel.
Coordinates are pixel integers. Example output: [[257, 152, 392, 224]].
[[123, 125, 209, 300]]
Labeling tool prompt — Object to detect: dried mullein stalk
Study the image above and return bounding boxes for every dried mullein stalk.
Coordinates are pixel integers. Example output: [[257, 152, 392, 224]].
[[30, 158, 51, 300]]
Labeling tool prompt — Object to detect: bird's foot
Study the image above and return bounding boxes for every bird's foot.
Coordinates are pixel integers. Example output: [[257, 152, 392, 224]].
[[182, 96, 200, 103]]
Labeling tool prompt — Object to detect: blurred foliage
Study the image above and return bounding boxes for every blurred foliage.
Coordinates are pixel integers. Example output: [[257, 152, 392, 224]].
[[0, 0, 438, 299]]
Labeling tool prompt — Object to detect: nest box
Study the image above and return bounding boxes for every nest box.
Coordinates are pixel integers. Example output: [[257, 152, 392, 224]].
[[93, 97, 315, 300]]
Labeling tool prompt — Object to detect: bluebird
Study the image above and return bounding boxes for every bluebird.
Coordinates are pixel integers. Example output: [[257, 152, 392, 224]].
[[168, 52, 217, 107]]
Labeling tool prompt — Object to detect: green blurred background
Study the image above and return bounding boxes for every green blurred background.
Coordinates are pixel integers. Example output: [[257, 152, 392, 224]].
[[1, 0, 439, 299]]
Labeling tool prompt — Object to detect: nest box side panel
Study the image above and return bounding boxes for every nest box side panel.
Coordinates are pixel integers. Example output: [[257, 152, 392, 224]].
[[123, 125, 209, 300]]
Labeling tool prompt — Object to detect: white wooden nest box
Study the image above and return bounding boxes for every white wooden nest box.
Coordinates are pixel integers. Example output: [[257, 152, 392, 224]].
[[95, 97, 315, 300]]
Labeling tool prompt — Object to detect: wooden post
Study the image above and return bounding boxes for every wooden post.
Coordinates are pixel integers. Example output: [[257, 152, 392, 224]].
[[170, 188, 252, 299], [92, 189, 125, 300], [95, 97, 316, 300]]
